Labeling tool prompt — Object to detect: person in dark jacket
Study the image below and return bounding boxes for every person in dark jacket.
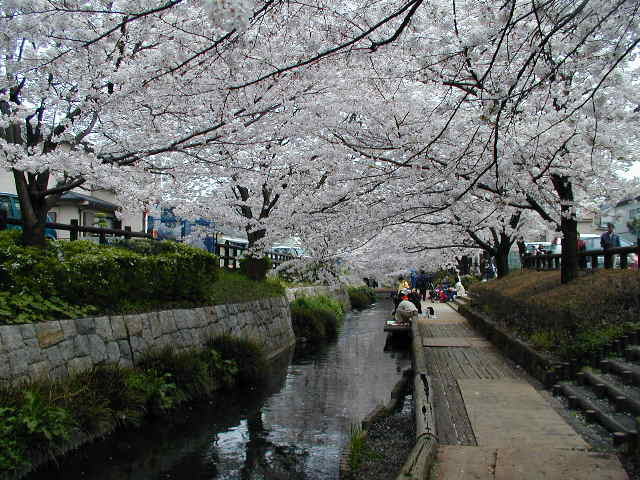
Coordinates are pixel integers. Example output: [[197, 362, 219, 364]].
[[408, 289, 422, 313], [416, 270, 428, 301], [601, 223, 621, 269]]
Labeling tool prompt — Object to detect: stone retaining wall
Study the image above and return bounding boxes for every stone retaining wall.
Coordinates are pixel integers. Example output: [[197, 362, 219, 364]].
[[0, 286, 349, 384]]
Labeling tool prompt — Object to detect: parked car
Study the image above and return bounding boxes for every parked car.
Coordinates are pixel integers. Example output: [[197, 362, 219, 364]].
[[524, 241, 551, 255], [0, 192, 57, 239]]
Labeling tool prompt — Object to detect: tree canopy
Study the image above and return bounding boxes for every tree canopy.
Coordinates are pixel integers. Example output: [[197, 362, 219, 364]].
[[1, 0, 639, 279]]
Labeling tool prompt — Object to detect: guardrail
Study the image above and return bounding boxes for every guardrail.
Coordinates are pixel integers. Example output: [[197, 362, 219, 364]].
[[522, 245, 639, 270]]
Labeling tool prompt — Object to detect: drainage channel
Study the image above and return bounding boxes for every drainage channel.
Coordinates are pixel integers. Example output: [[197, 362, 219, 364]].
[[25, 298, 411, 480]]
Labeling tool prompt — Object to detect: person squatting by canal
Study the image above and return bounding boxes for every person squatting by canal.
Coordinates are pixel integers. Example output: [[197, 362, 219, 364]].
[[394, 291, 419, 325]]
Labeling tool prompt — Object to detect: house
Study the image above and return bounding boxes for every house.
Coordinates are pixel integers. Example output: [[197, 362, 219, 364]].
[[0, 171, 145, 240]]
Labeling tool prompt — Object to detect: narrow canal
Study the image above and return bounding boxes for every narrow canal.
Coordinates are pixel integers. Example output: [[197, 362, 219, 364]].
[[30, 298, 411, 480]]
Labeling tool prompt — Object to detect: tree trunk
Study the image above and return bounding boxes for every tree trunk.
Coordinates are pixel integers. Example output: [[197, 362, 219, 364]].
[[246, 228, 266, 250], [13, 169, 52, 247], [551, 174, 578, 284], [494, 233, 514, 278]]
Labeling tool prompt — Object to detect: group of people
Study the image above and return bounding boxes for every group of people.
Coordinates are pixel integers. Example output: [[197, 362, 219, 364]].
[[391, 273, 463, 325]]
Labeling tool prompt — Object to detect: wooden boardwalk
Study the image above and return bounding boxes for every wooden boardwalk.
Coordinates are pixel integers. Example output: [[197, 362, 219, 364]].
[[418, 300, 629, 480]]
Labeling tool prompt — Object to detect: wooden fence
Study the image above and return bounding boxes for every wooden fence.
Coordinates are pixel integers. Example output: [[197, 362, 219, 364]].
[[4, 218, 296, 269], [522, 245, 639, 270], [214, 240, 295, 269], [5, 217, 152, 242]]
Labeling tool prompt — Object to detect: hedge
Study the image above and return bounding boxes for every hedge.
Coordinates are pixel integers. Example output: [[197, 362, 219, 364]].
[[468, 270, 640, 359], [0, 232, 219, 324]]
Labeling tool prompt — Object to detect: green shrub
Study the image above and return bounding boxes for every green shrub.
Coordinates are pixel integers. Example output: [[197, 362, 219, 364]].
[[125, 369, 178, 414], [136, 347, 214, 399], [239, 255, 272, 281], [290, 295, 345, 340], [347, 286, 376, 310], [0, 389, 74, 472], [60, 365, 148, 431], [460, 274, 480, 290], [206, 336, 266, 386], [207, 269, 285, 305]]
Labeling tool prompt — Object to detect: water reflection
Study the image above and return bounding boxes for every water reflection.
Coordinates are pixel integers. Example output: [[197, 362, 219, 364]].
[[27, 299, 410, 480]]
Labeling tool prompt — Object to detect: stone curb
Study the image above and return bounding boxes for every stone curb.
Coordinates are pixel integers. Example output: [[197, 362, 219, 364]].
[[393, 320, 438, 480]]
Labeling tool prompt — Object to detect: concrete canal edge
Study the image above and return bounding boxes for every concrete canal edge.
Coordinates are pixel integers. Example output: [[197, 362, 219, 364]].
[[393, 319, 438, 480]]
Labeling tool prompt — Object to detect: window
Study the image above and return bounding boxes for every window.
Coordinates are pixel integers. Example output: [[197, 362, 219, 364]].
[[0, 197, 13, 218], [630, 208, 640, 219], [47, 211, 57, 223]]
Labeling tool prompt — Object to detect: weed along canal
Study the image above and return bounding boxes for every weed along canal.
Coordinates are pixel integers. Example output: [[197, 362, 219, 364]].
[[26, 299, 410, 480]]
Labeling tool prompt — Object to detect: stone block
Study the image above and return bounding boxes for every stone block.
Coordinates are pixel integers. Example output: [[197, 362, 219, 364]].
[[118, 355, 133, 368], [88, 334, 107, 363], [124, 314, 144, 336], [60, 319, 77, 338], [159, 310, 177, 334], [105, 341, 120, 363], [76, 317, 96, 335], [95, 316, 113, 340], [67, 356, 93, 375], [19, 324, 36, 340], [117, 339, 133, 360], [29, 361, 50, 380], [129, 336, 147, 360], [140, 327, 152, 346], [50, 364, 68, 379], [74, 336, 90, 357], [58, 339, 76, 362], [0, 326, 23, 352], [9, 348, 31, 376], [149, 312, 163, 339], [110, 316, 127, 340], [192, 308, 207, 329], [45, 345, 65, 368], [0, 353, 10, 379], [214, 305, 228, 320], [203, 306, 217, 324], [180, 329, 194, 348], [36, 322, 64, 348]]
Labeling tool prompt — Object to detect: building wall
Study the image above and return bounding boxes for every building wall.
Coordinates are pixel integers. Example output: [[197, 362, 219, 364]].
[[0, 286, 349, 384]]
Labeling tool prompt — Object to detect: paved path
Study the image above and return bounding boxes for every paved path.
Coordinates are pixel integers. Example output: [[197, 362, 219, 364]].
[[418, 301, 629, 480]]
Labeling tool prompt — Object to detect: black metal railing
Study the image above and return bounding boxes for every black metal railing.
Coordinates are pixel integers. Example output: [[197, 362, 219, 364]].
[[522, 245, 639, 270]]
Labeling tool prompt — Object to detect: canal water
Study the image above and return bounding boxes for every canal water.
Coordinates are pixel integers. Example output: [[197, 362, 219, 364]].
[[29, 298, 411, 480]]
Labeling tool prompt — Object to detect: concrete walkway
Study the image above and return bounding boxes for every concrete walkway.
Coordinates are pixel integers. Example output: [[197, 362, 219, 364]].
[[417, 301, 629, 480]]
